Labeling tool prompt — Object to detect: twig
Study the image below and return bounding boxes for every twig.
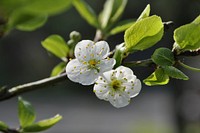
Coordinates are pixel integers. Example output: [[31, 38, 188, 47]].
[[93, 29, 105, 42], [177, 49, 200, 56], [163, 21, 174, 31], [123, 59, 155, 68], [0, 73, 67, 102]]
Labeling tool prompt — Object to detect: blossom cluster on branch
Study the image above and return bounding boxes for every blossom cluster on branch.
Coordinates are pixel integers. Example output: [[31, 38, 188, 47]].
[[66, 40, 141, 108]]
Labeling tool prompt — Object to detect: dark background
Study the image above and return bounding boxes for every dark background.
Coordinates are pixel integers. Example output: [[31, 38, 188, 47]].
[[0, 0, 200, 133]]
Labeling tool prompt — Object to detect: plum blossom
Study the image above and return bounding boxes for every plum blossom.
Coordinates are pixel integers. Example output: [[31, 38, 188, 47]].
[[66, 40, 116, 85], [93, 66, 141, 108]]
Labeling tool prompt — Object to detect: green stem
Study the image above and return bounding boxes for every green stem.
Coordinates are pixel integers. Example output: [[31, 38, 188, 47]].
[[178, 60, 200, 72], [123, 59, 154, 67], [113, 48, 123, 68]]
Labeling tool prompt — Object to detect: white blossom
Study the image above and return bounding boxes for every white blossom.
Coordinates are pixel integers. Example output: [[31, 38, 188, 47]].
[[66, 40, 116, 85], [93, 66, 141, 108]]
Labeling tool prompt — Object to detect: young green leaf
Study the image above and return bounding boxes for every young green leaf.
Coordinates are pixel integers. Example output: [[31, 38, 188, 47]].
[[6, 10, 48, 31], [0, 121, 8, 131], [22, 114, 62, 132], [21, 0, 72, 15], [16, 16, 47, 31], [192, 15, 200, 24], [99, 0, 127, 29], [110, 19, 135, 35], [151, 48, 175, 66], [0, 0, 27, 15], [42, 35, 69, 60], [73, 0, 99, 28], [143, 68, 169, 86], [99, 0, 114, 29], [162, 66, 189, 80], [174, 15, 200, 50], [0, 0, 72, 16], [2, 0, 72, 32], [137, 4, 150, 21], [109, 0, 127, 25], [124, 15, 164, 52], [51, 62, 66, 77], [18, 97, 36, 128]]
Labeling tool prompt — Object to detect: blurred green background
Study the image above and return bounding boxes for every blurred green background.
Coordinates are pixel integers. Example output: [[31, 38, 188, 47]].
[[0, 0, 200, 133]]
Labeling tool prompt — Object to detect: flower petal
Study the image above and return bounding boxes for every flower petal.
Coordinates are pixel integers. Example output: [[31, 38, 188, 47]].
[[66, 59, 98, 85], [94, 83, 110, 100], [115, 66, 134, 80], [98, 58, 116, 73], [130, 79, 142, 98], [74, 40, 94, 61], [110, 92, 130, 108], [78, 69, 99, 85], [94, 41, 110, 59], [101, 70, 115, 82]]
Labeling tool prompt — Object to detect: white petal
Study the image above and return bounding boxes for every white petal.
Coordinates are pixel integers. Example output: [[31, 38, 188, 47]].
[[115, 66, 134, 77], [130, 79, 142, 98], [98, 58, 116, 73], [94, 83, 110, 100], [78, 69, 99, 85], [66, 59, 83, 77], [74, 40, 94, 61], [101, 70, 115, 83], [110, 92, 130, 108], [94, 41, 110, 59], [66, 59, 98, 85], [115, 66, 134, 80]]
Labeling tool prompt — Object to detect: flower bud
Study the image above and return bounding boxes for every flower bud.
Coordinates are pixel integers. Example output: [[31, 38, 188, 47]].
[[69, 31, 81, 41]]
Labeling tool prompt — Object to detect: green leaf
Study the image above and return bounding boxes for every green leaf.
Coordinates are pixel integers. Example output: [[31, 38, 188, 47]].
[[0, 121, 8, 131], [16, 16, 47, 31], [0, 0, 28, 15], [1, 0, 72, 32], [192, 15, 200, 24], [109, 0, 127, 24], [42, 35, 69, 60], [21, 0, 72, 15], [51, 62, 66, 77], [73, 0, 99, 28], [7, 10, 47, 31], [137, 4, 150, 21], [143, 68, 169, 86], [174, 15, 200, 50], [18, 97, 36, 128], [151, 48, 175, 66], [0, 0, 72, 16], [99, 0, 127, 29], [22, 114, 62, 132], [163, 66, 189, 80], [124, 15, 164, 52], [110, 19, 135, 35]]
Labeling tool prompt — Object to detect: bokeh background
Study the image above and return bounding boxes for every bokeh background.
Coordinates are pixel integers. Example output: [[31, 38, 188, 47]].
[[0, 0, 200, 133]]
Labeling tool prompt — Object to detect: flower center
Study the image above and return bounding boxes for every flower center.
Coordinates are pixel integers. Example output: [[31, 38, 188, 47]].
[[111, 79, 122, 90], [88, 59, 100, 72], [88, 59, 97, 67]]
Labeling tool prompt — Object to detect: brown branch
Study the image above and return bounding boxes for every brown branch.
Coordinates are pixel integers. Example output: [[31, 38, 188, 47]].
[[0, 73, 67, 102]]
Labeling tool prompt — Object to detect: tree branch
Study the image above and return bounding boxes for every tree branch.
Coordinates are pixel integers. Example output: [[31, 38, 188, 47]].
[[123, 59, 155, 68], [0, 73, 67, 102]]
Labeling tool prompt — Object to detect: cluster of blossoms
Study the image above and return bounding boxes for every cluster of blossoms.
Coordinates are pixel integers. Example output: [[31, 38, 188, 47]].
[[66, 40, 141, 108]]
